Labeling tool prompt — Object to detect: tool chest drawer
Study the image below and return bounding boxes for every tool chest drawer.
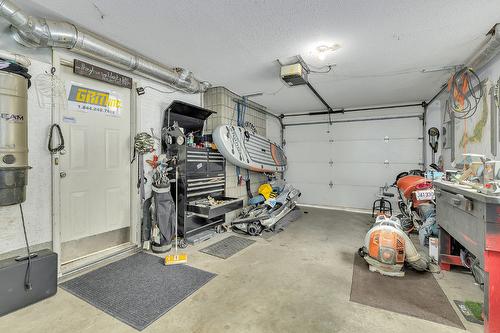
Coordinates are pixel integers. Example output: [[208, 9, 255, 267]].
[[187, 196, 243, 219]]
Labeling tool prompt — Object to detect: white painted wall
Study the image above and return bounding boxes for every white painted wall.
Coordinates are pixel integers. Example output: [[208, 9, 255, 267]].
[[0, 36, 200, 256]]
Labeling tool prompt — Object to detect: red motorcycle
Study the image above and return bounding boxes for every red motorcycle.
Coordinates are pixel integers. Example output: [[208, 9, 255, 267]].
[[394, 170, 435, 234]]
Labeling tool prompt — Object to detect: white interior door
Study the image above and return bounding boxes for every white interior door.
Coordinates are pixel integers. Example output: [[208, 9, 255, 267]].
[[58, 63, 131, 262], [285, 116, 423, 210]]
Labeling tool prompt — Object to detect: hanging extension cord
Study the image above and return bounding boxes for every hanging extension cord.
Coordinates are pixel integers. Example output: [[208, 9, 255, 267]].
[[15, 204, 36, 291]]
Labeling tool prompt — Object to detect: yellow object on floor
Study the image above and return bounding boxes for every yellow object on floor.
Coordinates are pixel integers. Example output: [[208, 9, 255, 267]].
[[164, 252, 188, 265], [258, 183, 273, 199]]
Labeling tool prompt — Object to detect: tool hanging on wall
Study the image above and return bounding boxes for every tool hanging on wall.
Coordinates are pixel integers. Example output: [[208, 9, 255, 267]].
[[428, 127, 440, 164], [47, 124, 65, 154], [446, 67, 483, 120]]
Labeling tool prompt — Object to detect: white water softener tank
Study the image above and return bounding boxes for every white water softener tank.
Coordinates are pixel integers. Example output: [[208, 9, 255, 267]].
[[0, 70, 29, 206]]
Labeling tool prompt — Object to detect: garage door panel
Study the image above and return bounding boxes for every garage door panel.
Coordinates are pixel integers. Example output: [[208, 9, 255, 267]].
[[332, 118, 422, 140], [330, 185, 380, 210], [285, 124, 332, 142], [333, 163, 422, 187], [286, 141, 331, 162], [332, 140, 422, 163], [284, 114, 423, 210], [286, 162, 332, 184], [292, 182, 332, 206]]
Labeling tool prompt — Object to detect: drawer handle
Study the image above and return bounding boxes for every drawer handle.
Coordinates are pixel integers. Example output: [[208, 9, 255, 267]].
[[452, 198, 461, 206]]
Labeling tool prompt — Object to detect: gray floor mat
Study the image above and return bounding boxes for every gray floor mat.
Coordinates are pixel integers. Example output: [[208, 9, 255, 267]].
[[200, 235, 255, 259], [350, 254, 464, 329], [60, 252, 216, 331]]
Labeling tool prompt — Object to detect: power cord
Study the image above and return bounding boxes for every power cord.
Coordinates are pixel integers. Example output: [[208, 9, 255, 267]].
[[142, 85, 176, 94], [19, 204, 32, 291], [446, 67, 483, 120]]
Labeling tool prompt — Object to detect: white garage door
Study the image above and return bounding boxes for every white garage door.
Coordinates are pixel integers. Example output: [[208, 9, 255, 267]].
[[284, 115, 423, 210]]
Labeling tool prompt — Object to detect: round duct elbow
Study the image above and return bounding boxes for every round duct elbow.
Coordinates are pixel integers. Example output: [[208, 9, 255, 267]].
[[10, 26, 40, 48]]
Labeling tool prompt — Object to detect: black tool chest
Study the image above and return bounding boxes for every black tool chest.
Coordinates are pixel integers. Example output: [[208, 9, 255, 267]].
[[174, 146, 242, 237], [162, 101, 243, 239]]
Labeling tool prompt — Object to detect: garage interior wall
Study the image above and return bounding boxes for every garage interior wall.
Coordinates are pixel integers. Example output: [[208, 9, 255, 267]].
[[0, 32, 200, 258], [425, 52, 500, 168], [283, 106, 424, 211]]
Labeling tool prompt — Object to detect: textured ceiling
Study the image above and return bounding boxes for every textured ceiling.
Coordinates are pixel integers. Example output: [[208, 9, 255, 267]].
[[16, 0, 500, 113]]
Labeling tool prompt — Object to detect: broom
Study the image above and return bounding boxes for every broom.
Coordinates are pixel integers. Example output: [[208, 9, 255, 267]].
[[164, 165, 187, 265]]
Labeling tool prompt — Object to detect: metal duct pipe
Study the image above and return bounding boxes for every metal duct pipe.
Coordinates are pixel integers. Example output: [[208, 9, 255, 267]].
[[0, 0, 209, 93], [467, 24, 500, 71]]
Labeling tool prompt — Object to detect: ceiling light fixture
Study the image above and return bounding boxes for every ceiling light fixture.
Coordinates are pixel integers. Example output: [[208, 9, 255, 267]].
[[316, 43, 341, 61]]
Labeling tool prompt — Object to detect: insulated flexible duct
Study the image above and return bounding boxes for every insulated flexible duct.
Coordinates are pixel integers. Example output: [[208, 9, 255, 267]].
[[0, 0, 209, 93], [467, 24, 500, 71]]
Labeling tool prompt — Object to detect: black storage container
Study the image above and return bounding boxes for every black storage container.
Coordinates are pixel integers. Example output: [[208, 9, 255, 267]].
[[0, 249, 58, 316]]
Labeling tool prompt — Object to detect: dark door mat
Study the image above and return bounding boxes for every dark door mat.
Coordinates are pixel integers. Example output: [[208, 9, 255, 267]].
[[350, 254, 464, 329], [60, 252, 216, 331], [200, 235, 255, 259], [454, 300, 484, 325]]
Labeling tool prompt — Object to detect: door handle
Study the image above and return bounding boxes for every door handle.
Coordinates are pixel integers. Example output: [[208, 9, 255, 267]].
[[60, 171, 67, 178]]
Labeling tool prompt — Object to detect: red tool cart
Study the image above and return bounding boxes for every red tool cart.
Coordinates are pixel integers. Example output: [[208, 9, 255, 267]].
[[435, 180, 500, 333]]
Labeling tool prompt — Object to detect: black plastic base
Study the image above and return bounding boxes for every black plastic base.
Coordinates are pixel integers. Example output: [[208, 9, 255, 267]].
[[0, 249, 57, 316]]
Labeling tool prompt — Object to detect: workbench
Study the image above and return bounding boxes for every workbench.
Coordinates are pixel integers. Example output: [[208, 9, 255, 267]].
[[434, 180, 500, 333]]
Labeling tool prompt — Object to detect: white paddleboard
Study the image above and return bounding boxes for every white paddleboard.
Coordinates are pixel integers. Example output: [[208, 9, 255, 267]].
[[212, 125, 287, 173]]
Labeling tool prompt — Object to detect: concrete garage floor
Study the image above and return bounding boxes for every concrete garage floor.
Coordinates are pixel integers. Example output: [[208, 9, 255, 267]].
[[0, 208, 484, 333]]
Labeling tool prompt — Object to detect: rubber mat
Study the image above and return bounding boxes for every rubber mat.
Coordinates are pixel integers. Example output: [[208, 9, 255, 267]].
[[61, 252, 216, 331], [200, 235, 255, 259], [350, 254, 464, 329]]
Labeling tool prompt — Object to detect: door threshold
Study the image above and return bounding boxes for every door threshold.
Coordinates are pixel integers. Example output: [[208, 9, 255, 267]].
[[59, 242, 139, 281]]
